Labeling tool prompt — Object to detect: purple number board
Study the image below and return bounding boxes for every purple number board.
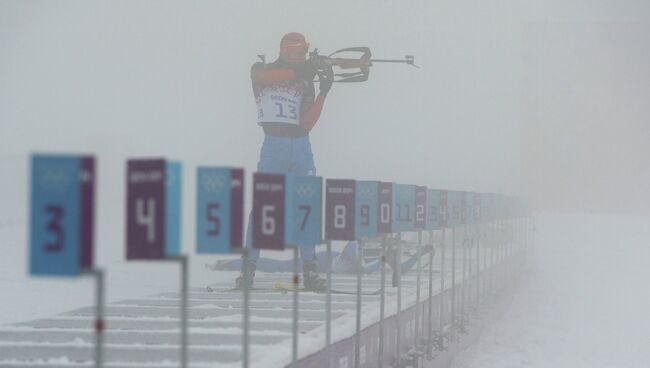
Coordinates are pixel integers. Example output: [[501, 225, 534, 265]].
[[325, 179, 356, 241], [126, 159, 166, 260], [252, 173, 286, 250]]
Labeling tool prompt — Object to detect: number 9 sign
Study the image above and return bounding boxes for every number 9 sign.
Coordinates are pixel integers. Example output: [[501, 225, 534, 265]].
[[30, 154, 95, 276]]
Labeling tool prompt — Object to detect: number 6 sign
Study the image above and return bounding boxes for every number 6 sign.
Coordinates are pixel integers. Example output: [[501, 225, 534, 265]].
[[30, 154, 95, 276], [252, 173, 289, 250]]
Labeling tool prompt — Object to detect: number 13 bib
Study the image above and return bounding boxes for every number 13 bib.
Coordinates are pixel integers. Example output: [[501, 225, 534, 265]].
[[256, 83, 303, 126]]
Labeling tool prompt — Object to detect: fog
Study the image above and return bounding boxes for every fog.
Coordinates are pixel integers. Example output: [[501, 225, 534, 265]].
[[1, 0, 649, 366]]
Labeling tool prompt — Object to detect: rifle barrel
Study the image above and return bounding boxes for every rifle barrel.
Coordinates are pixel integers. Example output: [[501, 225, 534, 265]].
[[370, 59, 411, 63]]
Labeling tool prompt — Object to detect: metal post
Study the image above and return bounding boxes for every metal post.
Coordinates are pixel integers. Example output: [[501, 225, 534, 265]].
[[438, 227, 446, 350], [292, 246, 299, 364], [179, 255, 188, 368], [242, 249, 250, 368], [475, 225, 480, 306], [450, 227, 456, 339], [396, 233, 402, 364], [461, 226, 467, 326], [326, 240, 332, 368], [415, 230, 422, 362], [378, 236, 386, 368], [93, 269, 105, 368], [354, 239, 363, 368], [427, 230, 434, 359]]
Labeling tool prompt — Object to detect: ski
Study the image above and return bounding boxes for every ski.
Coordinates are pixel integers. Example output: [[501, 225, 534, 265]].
[[274, 281, 381, 296]]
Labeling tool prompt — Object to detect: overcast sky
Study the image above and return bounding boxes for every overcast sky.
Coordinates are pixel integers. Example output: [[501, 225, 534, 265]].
[[1, 0, 648, 232]]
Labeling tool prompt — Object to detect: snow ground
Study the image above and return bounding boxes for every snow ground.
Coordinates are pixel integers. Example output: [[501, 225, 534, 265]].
[[451, 213, 650, 368]]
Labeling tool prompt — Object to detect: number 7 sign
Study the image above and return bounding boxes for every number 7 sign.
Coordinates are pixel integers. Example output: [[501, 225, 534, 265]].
[[288, 175, 322, 246]]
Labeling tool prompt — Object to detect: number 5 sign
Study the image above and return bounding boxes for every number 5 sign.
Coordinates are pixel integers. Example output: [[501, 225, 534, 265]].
[[196, 167, 244, 254], [30, 154, 95, 276], [325, 179, 356, 241], [126, 159, 182, 260]]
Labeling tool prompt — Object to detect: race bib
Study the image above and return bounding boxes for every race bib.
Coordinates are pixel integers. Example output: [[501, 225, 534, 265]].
[[256, 86, 302, 125]]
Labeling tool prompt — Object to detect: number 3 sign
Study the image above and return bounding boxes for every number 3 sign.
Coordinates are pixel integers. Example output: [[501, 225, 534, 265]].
[[126, 159, 182, 260], [30, 154, 95, 276]]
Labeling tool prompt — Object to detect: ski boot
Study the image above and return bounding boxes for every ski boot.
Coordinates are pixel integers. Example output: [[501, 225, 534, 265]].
[[303, 259, 327, 291], [235, 259, 256, 289]]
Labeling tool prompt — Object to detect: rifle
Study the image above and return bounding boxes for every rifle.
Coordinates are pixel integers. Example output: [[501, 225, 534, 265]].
[[309, 47, 418, 83]]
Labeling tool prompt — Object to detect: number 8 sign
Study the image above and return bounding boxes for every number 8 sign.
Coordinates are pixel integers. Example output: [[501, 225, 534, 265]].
[[325, 179, 356, 241], [30, 154, 95, 276]]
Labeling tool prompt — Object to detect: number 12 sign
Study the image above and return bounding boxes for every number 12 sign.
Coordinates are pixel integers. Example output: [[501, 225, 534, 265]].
[[126, 159, 182, 260], [196, 167, 244, 254], [30, 154, 95, 276]]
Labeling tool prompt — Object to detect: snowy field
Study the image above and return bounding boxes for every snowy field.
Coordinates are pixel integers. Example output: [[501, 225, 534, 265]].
[[451, 213, 650, 368]]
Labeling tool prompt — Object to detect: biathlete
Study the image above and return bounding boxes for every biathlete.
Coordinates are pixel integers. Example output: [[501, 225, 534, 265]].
[[236, 32, 334, 291]]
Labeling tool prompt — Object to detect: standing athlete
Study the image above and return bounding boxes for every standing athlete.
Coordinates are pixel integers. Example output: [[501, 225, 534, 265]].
[[236, 32, 334, 290]]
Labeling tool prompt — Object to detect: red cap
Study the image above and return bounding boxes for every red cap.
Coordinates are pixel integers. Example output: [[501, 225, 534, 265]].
[[280, 32, 308, 55]]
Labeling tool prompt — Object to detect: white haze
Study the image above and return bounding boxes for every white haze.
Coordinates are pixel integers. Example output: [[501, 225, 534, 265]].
[[1, 0, 649, 366]]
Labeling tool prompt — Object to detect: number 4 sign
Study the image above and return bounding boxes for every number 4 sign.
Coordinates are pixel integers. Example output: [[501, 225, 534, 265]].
[[30, 154, 95, 276], [196, 167, 244, 254], [126, 159, 182, 260]]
